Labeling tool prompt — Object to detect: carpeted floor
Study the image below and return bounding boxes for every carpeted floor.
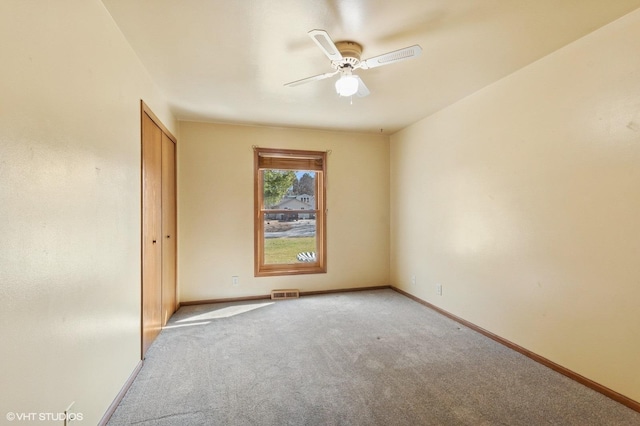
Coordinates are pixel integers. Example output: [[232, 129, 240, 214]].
[[108, 289, 640, 425]]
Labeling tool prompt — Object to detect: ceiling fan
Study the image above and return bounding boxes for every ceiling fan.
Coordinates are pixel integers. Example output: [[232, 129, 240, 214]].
[[285, 29, 422, 98]]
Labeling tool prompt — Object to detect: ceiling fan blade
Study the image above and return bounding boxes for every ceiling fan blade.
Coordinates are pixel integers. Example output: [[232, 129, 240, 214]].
[[354, 76, 370, 98], [284, 70, 338, 87], [308, 29, 343, 61], [360, 45, 422, 69]]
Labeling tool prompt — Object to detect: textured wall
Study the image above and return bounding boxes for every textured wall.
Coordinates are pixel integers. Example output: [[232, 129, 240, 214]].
[[178, 122, 390, 301], [390, 9, 640, 402], [0, 0, 176, 422]]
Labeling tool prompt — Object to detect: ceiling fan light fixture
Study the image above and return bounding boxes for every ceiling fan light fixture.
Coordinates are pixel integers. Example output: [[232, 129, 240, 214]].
[[335, 75, 359, 97]]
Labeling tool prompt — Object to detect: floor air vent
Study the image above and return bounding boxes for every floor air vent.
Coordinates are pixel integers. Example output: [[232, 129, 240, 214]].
[[271, 289, 300, 300]]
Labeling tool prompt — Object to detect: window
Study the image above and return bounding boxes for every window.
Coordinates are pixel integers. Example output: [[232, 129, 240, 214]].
[[254, 147, 327, 276]]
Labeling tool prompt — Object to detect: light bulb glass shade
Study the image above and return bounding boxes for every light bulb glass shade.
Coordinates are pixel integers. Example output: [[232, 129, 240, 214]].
[[335, 75, 359, 97]]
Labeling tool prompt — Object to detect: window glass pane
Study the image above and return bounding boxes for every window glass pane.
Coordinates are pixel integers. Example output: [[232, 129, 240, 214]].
[[263, 217, 317, 264], [262, 170, 316, 209]]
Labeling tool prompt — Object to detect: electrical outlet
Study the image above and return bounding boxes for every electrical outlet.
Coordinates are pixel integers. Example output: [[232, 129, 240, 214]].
[[411, 275, 416, 285], [436, 284, 442, 296], [232, 276, 239, 287]]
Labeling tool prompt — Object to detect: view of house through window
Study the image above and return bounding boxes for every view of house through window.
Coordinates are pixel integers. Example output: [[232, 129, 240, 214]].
[[263, 170, 317, 264], [254, 148, 326, 276]]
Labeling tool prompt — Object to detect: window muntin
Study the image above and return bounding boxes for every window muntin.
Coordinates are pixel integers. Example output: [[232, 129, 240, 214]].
[[254, 148, 326, 276]]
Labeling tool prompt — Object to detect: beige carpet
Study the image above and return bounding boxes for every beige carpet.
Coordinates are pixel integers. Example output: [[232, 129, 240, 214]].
[[108, 289, 640, 425]]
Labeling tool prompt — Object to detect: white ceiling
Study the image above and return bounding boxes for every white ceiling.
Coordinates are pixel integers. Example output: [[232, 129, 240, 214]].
[[102, 0, 640, 134]]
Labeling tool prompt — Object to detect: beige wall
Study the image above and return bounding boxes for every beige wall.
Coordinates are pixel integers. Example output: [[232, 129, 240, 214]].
[[0, 0, 177, 423], [390, 9, 640, 402], [178, 122, 389, 301]]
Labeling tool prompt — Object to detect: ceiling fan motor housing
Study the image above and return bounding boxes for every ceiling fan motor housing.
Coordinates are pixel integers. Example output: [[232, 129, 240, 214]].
[[332, 41, 363, 69]]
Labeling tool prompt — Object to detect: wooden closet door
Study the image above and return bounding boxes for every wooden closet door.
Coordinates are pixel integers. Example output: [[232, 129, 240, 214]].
[[141, 111, 163, 357], [161, 132, 177, 326]]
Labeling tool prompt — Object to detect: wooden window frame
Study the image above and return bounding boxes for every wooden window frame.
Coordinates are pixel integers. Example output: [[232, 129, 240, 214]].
[[254, 147, 327, 277]]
